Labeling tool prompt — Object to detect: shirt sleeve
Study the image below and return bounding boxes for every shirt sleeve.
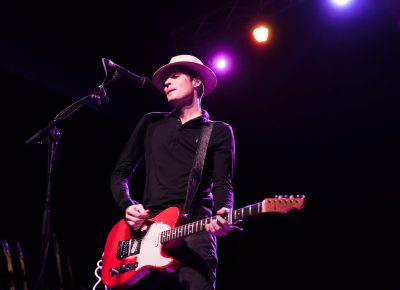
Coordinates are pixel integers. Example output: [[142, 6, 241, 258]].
[[110, 114, 149, 212], [211, 122, 236, 211]]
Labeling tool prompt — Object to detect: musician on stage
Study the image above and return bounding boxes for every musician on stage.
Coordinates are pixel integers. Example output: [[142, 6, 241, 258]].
[[110, 54, 236, 290]]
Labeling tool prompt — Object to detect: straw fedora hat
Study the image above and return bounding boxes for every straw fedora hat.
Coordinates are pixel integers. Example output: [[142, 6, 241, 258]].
[[152, 55, 217, 97]]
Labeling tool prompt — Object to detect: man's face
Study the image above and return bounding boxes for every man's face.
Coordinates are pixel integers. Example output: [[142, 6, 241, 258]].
[[163, 67, 196, 107]]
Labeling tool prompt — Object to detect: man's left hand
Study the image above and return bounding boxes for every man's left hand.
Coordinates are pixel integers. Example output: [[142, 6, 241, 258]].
[[205, 207, 242, 237]]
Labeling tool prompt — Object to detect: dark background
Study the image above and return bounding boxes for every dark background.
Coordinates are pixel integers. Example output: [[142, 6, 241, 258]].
[[1, 0, 399, 289]]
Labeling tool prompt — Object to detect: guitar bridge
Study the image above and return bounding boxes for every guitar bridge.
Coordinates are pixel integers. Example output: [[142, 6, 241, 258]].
[[109, 262, 139, 276]]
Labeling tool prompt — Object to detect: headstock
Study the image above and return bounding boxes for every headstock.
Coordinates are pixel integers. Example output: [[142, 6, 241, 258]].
[[262, 195, 305, 213]]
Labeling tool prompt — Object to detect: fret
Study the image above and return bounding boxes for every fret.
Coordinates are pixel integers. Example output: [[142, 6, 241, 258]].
[[245, 206, 250, 218], [205, 218, 210, 228], [228, 211, 232, 224]]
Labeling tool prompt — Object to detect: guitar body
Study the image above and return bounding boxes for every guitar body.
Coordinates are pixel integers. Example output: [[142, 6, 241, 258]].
[[101, 196, 305, 289], [102, 207, 183, 289]]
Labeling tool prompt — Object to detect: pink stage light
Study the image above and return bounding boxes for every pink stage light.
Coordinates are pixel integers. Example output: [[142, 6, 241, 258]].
[[209, 53, 232, 76]]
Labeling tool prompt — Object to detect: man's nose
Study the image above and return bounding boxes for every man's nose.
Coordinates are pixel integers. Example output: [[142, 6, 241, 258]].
[[164, 80, 171, 89]]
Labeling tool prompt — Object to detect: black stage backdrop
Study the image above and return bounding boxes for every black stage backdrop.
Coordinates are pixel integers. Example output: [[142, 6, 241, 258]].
[[1, 1, 399, 290]]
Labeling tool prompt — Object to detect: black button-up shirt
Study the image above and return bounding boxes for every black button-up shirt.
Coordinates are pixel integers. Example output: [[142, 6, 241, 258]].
[[110, 110, 235, 220]]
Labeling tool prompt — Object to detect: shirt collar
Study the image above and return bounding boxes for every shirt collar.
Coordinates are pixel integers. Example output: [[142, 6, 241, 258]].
[[169, 109, 210, 124]]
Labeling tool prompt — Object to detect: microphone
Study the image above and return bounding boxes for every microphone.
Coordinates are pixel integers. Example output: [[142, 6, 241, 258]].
[[103, 58, 152, 88]]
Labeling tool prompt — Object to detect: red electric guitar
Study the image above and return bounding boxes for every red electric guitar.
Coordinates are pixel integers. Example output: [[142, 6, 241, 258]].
[[101, 195, 305, 289]]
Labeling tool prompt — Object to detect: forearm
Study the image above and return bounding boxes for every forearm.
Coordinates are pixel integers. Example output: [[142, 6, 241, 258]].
[[110, 173, 138, 212]]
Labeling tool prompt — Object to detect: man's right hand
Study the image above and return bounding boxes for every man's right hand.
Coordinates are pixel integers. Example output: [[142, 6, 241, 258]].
[[125, 204, 150, 230]]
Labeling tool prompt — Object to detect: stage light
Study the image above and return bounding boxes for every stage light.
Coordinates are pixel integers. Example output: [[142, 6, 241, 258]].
[[323, 0, 363, 19], [209, 53, 232, 75], [331, 0, 353, 7], [216, 58, 227, 70], [252, 25, 269, 44]]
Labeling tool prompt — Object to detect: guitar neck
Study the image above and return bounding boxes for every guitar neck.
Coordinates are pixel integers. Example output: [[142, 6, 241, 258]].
[[160, 202, 264, 243], [160, 196, 305, 244]]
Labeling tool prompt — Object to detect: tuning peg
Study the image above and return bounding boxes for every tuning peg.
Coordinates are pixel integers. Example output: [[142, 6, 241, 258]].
[[289, 195, 294, 198]]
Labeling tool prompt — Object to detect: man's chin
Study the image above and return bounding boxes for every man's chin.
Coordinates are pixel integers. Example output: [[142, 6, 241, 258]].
[[167, 98, 178, 106]]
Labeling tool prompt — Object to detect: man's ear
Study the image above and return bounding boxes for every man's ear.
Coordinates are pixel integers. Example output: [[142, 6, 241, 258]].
[[192, 78, 202, 88]]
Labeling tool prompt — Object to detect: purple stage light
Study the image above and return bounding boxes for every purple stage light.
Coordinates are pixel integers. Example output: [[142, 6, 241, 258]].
[[216, 58, 227, 70], [322, 0, 366, 20], [331, 0, 353, 8], [209, 53, 232, 76]]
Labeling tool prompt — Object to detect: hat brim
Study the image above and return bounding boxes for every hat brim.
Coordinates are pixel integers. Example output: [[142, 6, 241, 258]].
[[152, 61, 217, 97]]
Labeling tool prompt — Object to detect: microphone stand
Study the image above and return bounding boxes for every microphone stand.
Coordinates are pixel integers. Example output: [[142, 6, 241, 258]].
[[26, 85, 109, 290], [26, 58, 151, 290], [26, 61, 121, 290]]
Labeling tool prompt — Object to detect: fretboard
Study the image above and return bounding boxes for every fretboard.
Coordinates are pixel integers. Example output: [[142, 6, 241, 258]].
[[160, 202, 263, 243]]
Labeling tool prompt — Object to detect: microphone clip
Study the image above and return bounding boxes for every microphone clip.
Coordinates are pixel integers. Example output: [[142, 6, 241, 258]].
[[90, 84, 109, 105]]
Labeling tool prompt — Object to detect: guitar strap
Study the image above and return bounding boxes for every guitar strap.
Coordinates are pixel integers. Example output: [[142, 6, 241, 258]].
[[182, 121, 215, 221]]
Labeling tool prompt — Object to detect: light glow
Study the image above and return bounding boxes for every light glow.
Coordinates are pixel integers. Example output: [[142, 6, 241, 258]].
[[331, 0, 353, 7], [216, 59, 227, 69], [252, 25, 269, 43], [209, 53, 232, 76]]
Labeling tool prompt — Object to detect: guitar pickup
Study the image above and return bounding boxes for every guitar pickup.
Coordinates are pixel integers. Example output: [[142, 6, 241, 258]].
[[117, 239, 141, 259], [109, 262, 139, 276]]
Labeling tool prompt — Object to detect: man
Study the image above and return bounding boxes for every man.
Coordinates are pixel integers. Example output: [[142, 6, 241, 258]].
[[110, 54, 236, 289]]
